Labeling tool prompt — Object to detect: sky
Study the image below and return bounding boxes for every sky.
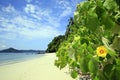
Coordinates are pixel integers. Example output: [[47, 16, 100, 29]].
[[0, 0, 83, 50]]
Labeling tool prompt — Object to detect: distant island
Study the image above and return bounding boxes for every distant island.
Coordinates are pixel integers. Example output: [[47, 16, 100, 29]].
[[0, 48, 45, 54]]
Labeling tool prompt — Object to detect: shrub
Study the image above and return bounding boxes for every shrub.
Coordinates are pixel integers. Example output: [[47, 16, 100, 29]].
[[55, 0, 120, 80]]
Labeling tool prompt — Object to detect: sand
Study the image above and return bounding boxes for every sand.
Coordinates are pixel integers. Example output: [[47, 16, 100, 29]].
[[0, 53, 77, 80]]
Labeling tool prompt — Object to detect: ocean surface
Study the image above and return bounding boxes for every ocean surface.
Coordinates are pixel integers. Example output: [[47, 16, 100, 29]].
[[0, 52, 45, 66]]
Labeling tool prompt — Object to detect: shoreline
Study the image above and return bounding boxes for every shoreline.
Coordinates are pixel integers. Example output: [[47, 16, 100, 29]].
[[0, 53, 76, 80], [0, 54, 45, 66]]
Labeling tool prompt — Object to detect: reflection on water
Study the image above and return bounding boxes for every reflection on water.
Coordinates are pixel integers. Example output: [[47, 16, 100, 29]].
[[0, 52, 45, 66]]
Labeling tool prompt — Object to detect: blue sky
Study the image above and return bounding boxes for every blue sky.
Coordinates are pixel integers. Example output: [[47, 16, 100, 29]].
[[0, 0, 83, 50]]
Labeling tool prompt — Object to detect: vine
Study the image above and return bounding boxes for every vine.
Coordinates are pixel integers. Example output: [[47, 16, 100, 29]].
[[55, 0, 120, 80]]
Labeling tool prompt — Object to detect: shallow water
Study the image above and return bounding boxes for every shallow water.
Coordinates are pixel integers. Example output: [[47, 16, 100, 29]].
[[0, 52, 44, 66]]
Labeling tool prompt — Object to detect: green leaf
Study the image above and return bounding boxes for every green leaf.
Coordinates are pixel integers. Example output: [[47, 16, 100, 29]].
[[79, 1, 90, 11], [112, 23, 120, 34], [101, 12, 115, 30], [72, 40, 80, 49], [98, 70, 107, 80], [54, 60, 60, 68], [71, 70, 78, 79], [96, 6, 105, 19], [110, 66, 120, 80], [79, 57, 89, 73], [116, 58, 120, 66], [87, 46, 94, 54], [103, 64, 113, 79], [111, 36, 120, 51], [102, 37, 110, 48], [59, 61, 66, 69], [103, 0, 118, 10], [81, 43, 87, 49], [88, 58, 98, 75], [85, 11, 99, 31], [68, 47, 75, 60], [116, 66, 120, 79], [80, 37, 89, 45], [102, 37, 117, 57], [70, 61, 78, 68], [93, 76, 99, 80]]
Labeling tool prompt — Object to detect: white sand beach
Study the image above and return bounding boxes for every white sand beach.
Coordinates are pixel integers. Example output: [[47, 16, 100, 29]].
[[0, 53, 76, 80]]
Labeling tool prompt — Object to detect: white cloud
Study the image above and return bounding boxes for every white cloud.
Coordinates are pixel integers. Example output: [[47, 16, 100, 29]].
[[0, 40, 7, 50], [24, 3, 60, 27], [2, 4, 15, 13], [0, 0, 82, 50], [60, 7, 72, 17], [0, 14, 62, 40], [20, 26, 62, 39], [56, 0, 70, 9], [0, 4, 63, 40], [13, 16, 38, 29], [31, 14, 42, 20], [24, 4, 36, 13], [55, 0, 73, 18], [0, 32, 18, 40], [0, 0, 76, 41], [0, 44, 6, 50]]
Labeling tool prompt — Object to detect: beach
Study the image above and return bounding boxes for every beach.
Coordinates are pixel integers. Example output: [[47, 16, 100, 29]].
[[0, 53, 76, 80]]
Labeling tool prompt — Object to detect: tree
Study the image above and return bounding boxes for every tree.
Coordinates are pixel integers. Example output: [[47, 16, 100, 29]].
[[46, 35, 65, 53], [46, 17, 74, 53]]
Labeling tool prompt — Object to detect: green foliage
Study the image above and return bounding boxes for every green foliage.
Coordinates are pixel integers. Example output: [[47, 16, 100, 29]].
[[70, 70, 78, 79], [103, 63, 113, 79], [46, 35, 65, 53], [85, 9, 99, 31], [55, 0, 120, 79], [88, 58, 98, 75], [79, 57, 89, 73]]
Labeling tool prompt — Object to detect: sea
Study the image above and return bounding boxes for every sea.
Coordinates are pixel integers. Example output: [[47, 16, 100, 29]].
[[0, 52, 45, 66]]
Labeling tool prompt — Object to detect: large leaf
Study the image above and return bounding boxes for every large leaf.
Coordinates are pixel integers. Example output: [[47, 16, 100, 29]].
[[110, 66, 120, 80], [98, 70, 107, 80], [102, 37, 117, 57], [79, 57, 89, 73], [88, 58, 98, 75], [103, 64, 113, 79], [101, 12, 115, 30], [112, 23, 120, 34], [79, 1, 90, 12], [85, 10, 99, 31], [96, 6, 105, 19], [103, 0, 118, 10], [111, 36, 120, 51], [87, 45, 94, 54]]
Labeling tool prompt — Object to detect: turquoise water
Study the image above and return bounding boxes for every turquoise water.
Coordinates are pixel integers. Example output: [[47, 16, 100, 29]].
[[0, 52, 44, 66]]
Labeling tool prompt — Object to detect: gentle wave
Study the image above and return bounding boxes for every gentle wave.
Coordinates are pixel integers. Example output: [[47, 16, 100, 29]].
[[0, 52, 45, 66]]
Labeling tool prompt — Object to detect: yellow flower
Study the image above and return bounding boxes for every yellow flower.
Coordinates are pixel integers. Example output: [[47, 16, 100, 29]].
[[96, 46, 107, 57]]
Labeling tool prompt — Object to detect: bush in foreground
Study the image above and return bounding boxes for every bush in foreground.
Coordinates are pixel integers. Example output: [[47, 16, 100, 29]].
[[55, 0, 120, 80]]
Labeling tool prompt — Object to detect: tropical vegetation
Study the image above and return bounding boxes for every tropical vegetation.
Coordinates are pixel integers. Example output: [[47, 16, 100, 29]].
[[54, 0, 120, 80], [46, 35, 65, 53]]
